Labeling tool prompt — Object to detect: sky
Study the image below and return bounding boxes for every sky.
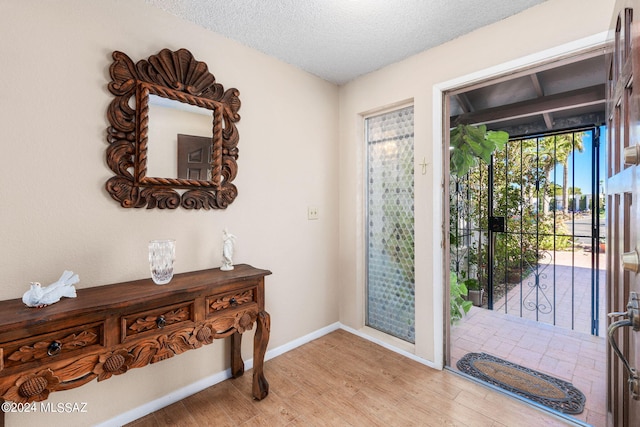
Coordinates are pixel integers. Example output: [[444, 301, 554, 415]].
[[551, 126, 606, 196]]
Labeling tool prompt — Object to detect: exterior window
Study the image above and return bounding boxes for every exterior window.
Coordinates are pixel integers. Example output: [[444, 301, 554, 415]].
[[365, 106, 415, 343]]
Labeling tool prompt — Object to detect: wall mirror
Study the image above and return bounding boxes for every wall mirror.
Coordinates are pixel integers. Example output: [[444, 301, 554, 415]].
[[106, 48, 241, 209]]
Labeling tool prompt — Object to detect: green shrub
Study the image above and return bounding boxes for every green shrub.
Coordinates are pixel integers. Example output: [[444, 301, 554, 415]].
[[450, 272, 473, 324]]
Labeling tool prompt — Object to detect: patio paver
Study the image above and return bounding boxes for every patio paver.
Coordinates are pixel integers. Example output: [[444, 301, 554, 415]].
[[450, 250, 607, 426]]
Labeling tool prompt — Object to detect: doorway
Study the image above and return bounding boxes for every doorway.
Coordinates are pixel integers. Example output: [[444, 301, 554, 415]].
[[444, 49, 608, 425]]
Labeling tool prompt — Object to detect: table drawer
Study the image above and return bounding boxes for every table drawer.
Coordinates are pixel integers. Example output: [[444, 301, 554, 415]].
[[206, 287, 256, 316], [1, 322, 104, 370], [121, 301, 194, 342]]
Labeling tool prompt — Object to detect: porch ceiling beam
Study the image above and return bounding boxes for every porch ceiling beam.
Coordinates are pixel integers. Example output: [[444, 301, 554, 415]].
[[529, 73, 554, 130], [497, 111, 606, 138], [454, 93, 474, 114], [450, 84, 605, 127]]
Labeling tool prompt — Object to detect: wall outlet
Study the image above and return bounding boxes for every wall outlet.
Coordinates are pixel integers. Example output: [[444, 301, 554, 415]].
[[307, 206, 319, 220]]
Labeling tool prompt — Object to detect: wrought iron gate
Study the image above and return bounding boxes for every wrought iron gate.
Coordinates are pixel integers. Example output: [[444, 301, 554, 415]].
[[451, 127, 604, 335]]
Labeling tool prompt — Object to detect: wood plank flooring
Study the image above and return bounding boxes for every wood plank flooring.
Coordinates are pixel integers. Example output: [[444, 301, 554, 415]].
[[126, 329, 574, 426]]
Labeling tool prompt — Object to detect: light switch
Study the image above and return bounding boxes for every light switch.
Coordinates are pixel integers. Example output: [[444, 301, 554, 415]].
[[307, 206, 319, 220]]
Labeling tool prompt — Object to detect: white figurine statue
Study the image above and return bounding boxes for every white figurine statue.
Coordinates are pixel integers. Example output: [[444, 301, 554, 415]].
[[22, 270, 78, 308], [221, 229, 237, 271]]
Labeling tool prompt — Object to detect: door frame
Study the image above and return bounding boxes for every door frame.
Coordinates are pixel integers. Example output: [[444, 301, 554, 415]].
[[432, 32, 609, 367]]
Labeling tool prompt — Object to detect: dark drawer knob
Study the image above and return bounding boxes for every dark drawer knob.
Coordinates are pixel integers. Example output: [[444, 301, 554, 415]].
[[156, 315, 166, 329], [229, 297, 237, 307], [47, 341, 62, 356]]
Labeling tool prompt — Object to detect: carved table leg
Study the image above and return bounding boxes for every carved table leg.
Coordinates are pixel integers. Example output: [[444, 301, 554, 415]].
[[230, 331, 244, 378], [252, 310, 270, 400]]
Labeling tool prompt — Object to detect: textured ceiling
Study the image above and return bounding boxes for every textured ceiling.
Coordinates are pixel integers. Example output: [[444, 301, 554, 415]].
[[145, 0, 548, 85]]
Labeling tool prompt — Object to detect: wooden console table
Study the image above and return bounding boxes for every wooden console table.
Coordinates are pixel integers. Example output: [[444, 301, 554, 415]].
[[0, 264, 271, 425]]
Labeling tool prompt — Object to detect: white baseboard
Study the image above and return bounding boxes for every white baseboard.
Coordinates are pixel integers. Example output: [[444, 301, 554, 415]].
[[97, 322, 432, 426], [96, 368, 234, 427], [339, 324, 438, 369], [263, 322, 342, 363]]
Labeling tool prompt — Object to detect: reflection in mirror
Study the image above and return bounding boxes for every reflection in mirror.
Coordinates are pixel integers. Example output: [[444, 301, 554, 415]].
[[177, 134, 213, 180], [146, 95, 213, 179]]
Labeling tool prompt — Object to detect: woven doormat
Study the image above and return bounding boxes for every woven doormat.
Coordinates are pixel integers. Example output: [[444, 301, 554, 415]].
[[456, 352, 585, 414]]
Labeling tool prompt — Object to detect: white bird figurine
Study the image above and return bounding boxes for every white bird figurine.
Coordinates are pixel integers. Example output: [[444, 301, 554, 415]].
[[22, 270, 79, 308]]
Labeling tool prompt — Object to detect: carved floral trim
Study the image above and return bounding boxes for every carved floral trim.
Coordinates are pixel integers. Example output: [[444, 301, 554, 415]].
[[193, 324, 213, 345], [2, 369, 60, 403], [209, 289, 254, 312], [93, 349, 134, 381], [0, 309, 263, 403], [7, 330, 99, 363], [236, 312, 256, 334], [128, 307, 190, 333]]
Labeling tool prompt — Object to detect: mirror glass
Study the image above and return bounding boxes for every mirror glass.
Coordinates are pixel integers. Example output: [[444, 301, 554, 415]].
[[146, 95, 214, 179]]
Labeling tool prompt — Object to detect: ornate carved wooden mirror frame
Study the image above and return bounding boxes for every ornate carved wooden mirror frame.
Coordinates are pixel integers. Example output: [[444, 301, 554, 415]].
[[106, 48, 240, 209]]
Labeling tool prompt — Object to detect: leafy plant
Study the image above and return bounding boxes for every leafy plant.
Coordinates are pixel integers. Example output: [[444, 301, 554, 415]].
[[463, 278, 481, 291], [450, 272, 472, 324], [450, 124, 509, 310], [450, 124, 509, 176]]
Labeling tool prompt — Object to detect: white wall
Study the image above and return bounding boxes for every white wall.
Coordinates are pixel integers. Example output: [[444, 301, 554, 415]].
[[338, 0, 614, 365], [0, 0, 339, 425]]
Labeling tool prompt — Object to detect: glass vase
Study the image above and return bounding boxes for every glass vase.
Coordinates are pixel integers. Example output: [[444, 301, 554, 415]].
[[149, 239, 175, 285]]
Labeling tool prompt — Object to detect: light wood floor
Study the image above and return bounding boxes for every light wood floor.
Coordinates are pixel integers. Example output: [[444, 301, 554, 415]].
[[126, 329, 573, 426]]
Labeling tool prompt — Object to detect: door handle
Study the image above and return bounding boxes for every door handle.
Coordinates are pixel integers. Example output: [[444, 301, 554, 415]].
[[607, 291, 640, 400], [624, 145, 640, 166], [622, 250, 640, 273]]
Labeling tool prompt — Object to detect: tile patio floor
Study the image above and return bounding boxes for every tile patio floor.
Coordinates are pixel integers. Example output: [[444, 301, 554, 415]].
[[450, 250, 607, 426]]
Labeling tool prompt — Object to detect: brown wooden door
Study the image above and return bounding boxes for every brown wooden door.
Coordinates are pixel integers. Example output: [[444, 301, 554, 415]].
[[177, 134, 212, 180], [607, 2, 640, 426]]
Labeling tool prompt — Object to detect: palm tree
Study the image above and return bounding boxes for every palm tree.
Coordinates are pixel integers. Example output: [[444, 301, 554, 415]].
[[554, 133, 585, 214], [518, 137, 555, 214], [533, 133, 585, 214]]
